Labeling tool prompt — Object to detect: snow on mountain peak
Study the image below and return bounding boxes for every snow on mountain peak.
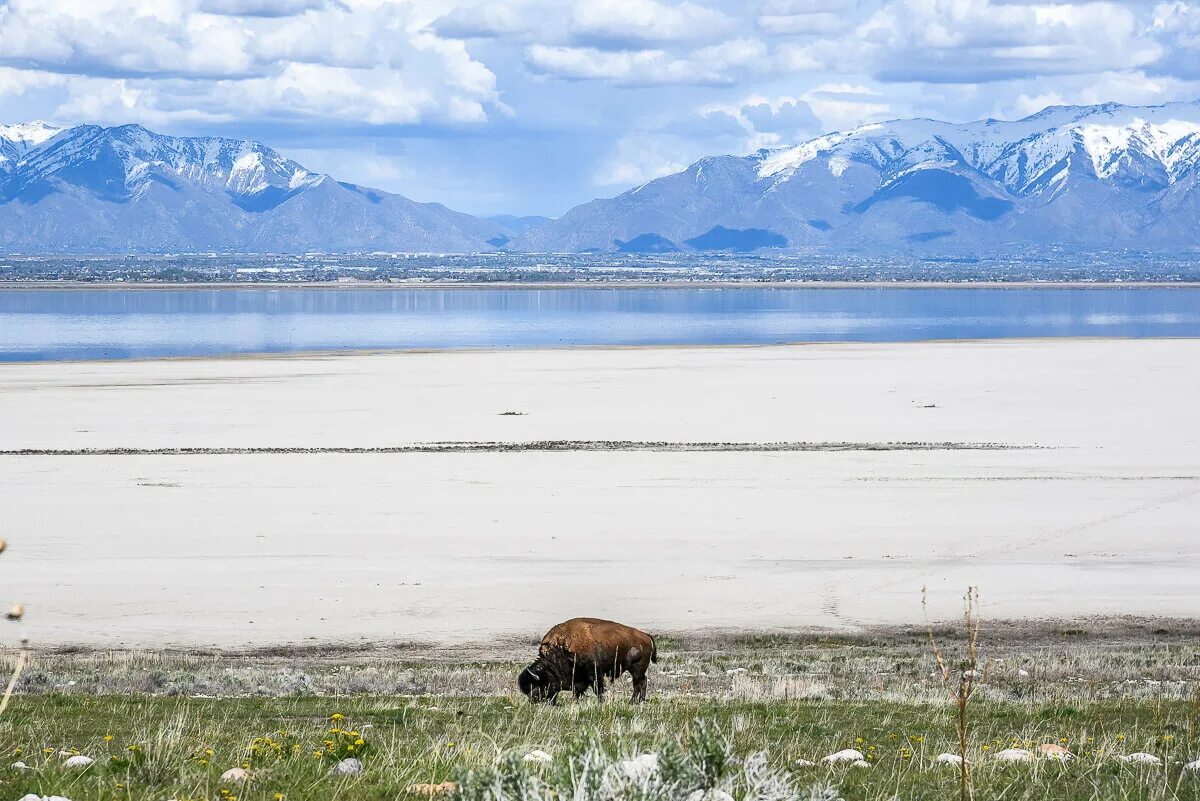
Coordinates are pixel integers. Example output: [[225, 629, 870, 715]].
[[0, 121, 65, 171], [1077, 118, 1200, 181], [0, 121, 63, 147], [754, 101, 1200, 193]]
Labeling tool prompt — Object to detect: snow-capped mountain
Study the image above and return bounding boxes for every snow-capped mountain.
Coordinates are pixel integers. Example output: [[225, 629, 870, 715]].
[[0, 123, 503, 253], [0, 122, 63, 174], [516, 100, 1200, 254]]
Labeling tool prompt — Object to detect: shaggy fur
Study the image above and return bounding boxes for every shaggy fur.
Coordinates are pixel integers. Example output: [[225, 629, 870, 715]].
[[519, 617, 657, 703]]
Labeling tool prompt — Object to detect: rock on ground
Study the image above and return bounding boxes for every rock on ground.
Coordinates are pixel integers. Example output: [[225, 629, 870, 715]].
[[1118, 753, 1162, 765], [822, 749, 865, 763], [331, 758, 363, 775], [933, 753, 963, 764], [685, 791, 735, 801], [617, 753, 659, 781], [62, 755, 94, 768], [220, 767, 252, 781], [995, 749, 1033, 762], [523, 750, 553, 764]]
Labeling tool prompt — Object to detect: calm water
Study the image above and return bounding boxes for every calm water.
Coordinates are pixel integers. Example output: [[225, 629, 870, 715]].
[[1, 286, 1199, 362]]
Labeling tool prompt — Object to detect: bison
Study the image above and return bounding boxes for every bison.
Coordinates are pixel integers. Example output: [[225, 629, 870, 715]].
[[518, 617, 657, 703]]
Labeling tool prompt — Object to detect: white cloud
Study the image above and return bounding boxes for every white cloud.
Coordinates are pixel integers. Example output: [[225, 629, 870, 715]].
[[850, 0, 1162, 82], [698, 94, 823, 150], [0, 0, 504, 126], [800, 84, 892, 131], [526, 39, 768, 86], [594, 133, 693, 185], [197, 0, 333, 16], [431, 3, 530, 38], [569, 0, 734, 46], [999, 70, 1200, 118]]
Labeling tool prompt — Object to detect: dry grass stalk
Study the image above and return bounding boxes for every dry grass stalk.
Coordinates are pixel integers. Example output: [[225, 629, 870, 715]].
[[924, 586, 984, 801], [0, 536, 28, 718]]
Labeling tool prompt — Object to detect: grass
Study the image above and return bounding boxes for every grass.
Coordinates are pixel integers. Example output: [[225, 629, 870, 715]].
[[0, 625, 1197, 800], [1, 695, 1199, 801]]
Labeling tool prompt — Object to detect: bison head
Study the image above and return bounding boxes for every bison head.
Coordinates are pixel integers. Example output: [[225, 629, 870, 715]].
[[518, 662, 555, 703]]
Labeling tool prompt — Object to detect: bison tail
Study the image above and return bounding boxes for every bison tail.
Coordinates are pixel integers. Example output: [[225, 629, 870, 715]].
[[650, 635, 658, 663]]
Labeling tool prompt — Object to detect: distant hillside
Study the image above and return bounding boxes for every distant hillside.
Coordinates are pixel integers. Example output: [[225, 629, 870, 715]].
[[514, 100, 1200, 254], [0, 122, 504, 253]]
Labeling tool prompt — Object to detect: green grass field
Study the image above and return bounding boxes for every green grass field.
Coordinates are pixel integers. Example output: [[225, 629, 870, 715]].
[[1, 623, 1198, 801], [2, 695, 1199, 801]]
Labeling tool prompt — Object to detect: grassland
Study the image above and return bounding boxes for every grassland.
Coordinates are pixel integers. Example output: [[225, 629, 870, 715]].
[[1, 622, 1198, 801]]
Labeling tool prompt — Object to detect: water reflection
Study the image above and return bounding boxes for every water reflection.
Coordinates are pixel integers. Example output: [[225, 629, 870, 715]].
[[1, 286, 1198, 361]]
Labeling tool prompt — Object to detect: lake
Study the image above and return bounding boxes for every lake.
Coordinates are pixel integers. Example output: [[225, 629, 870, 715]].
[[1, 285, 1199, 361]]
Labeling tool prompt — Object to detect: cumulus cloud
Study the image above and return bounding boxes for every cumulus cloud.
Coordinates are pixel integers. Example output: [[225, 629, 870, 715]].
[[0, 0, 504, 126], [526, 39, 768, 86], [430, 4, 531, 39], [1150, 2, 1200, 77], [594, 133, 694, 185], [756, 0, 857, 35], [568, 0, 734, 47], [197, 0, 335, 17], [852, 0, 1162, 82]]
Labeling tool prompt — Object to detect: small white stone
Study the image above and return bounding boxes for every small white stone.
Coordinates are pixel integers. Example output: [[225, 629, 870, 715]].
[[822, 749, 865, 763], [62, 755, 94, 768], [221, 767, 252, 781], [725, 668, 748, 675], [12, 761, 29, 769], [850, 760, 871, 769], [1183, 759, 1200, 771], [1018, 669, 1030, 678], [617, 753, 658, 781], [523, 750, 553, 764], [331, 758, 363, 775], [994, 749, 1033, 763], [1118, 753, 1162, 765], [793, 759, 815, 768], [18, 796, 73, 801], [933, 753, 963, 765], [685, 790, 735, 801]]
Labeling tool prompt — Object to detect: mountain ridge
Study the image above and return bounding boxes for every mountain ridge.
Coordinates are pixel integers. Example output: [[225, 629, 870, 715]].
[[515, 99, 1200, 254], [5, 101, 1200, 255], [0, 122, 503, 253]]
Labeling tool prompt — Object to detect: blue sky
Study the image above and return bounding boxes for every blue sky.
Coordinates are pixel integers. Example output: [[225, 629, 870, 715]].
[[0, 0, 1198, 216]]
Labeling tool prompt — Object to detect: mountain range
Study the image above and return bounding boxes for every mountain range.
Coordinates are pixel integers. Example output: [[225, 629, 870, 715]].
[[515, 100, 1200, 254], [4, 101, 1200, 255], [0, 122, 502, 252]]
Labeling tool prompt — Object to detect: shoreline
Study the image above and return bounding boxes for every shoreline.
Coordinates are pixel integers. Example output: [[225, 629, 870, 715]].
[[5, 335, 1200, 367], [24, 615, 1200, 657]]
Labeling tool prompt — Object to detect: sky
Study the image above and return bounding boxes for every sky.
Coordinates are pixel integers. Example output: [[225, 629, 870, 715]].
[[0, 0, 1198, 217]]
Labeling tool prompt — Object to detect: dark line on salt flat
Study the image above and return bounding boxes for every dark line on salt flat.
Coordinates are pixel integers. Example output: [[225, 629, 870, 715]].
[[0, 440, 1033, 457]]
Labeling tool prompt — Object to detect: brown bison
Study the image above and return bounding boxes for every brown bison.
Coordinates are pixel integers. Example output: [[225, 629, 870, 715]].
[[518, 617, 657, 703]]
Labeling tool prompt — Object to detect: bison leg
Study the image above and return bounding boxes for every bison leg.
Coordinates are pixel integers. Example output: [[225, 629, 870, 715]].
[[594, 673, 606, 702], [630, 671, 648, 702]]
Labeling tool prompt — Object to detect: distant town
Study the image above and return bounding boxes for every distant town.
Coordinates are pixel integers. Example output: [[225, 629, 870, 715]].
[[3, 252, 1200, 284]]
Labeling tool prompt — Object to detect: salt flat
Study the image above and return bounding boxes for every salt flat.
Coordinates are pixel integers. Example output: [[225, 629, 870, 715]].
[[1, 339, 1198, 648]]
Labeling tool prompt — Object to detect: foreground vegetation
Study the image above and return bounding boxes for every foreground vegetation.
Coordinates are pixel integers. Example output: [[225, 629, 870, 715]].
[[1, 694, 1199, 801], [1, 623, 1197, 801]]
